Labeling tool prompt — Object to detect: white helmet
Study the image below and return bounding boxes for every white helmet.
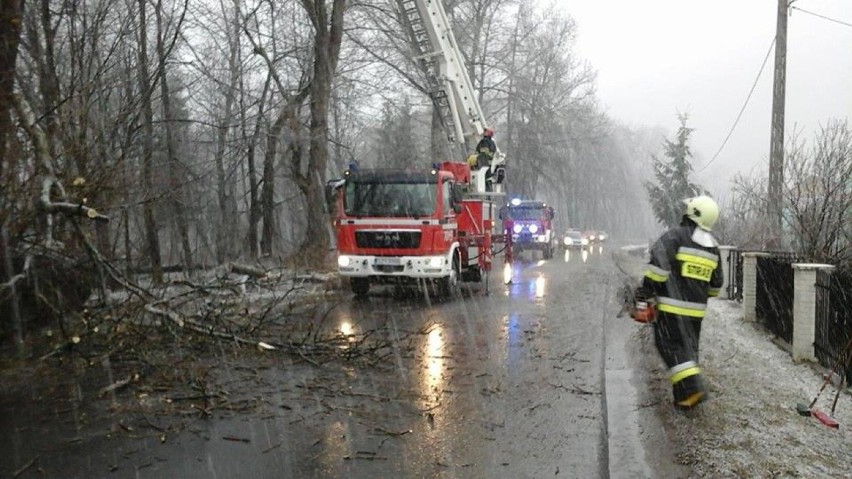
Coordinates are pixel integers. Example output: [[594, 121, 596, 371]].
[[683, 195, 719, 231]]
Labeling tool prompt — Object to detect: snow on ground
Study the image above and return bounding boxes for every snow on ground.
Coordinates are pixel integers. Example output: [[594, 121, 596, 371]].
[[615, 246, 851, 478], [632, 293, 852, 478]]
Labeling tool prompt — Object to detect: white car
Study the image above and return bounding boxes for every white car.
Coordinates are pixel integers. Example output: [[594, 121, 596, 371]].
[[561, 230, 587, 249]]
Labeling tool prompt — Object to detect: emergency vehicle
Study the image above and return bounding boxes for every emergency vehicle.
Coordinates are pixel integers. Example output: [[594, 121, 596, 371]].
[[331, 0, 506, 297], [333, 163, 498, 296], [500, 199, 555, 260]]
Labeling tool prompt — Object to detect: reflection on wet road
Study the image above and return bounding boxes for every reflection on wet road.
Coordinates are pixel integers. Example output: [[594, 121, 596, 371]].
[[0, 246, 622, 479], [423, 324, 445, 396]]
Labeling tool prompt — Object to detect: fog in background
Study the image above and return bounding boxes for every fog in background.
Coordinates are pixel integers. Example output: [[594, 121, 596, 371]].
[[562, 0, 852, 200]]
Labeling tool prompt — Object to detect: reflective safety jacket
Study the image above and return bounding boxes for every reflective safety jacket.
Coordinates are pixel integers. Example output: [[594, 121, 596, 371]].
[[640, 225, 723, 319], [476, 137, 496, 159]]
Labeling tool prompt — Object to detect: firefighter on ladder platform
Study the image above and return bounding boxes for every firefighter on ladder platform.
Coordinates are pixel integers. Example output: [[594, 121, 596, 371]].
[[632, 195, 723, 410], [468, 128, 497, 191]]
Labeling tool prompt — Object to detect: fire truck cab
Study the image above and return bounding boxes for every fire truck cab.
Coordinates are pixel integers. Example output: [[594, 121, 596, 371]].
[[500, 199, 555, 260], [333, 162, 496, 297]]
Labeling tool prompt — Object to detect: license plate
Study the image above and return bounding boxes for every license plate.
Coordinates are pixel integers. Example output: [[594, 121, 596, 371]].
[[374, 257, 401, 266]]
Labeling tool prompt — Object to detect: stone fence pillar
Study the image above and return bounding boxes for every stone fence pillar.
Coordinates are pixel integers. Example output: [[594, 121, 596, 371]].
[[741, 252, 770, 322], [791, 263, 835, 363], [717, 245, 737, 300]]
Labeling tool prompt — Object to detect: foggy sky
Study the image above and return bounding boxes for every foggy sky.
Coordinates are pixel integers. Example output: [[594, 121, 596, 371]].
[[561, 0, 852, 199]]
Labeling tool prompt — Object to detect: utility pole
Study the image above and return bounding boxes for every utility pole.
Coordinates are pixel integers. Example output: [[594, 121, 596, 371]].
[[768, 0, 791, 248]]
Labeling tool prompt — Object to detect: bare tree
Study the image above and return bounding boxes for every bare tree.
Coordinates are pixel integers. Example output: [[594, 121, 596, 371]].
[[154, 0, 193, 271], [243, 73, 272, 259], [136, 0, 164, 282], [293, 0, 346, 265], [0, 0, 24, 215], [714, 172, 773, 249], [209, 0, 242, 263], [784, 121, 852, 264]]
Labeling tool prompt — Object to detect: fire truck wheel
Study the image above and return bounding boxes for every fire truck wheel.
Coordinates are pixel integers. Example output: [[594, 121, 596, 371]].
[[462, 267, 482, 282], [438, 254, 461, 297], [351, 278, 370, 297]]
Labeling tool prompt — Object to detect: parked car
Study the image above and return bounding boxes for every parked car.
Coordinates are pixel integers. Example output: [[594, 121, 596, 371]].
[[561, 230, 587, 249]]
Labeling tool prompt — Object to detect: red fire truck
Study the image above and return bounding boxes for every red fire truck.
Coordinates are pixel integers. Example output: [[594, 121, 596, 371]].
[[332, 162, 497, 297], [331, 0, 508, 297], [500, 199, 555, 260]]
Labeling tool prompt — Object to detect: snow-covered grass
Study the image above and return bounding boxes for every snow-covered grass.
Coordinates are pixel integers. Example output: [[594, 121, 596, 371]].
[[613, 248, 851, 477], [639, 299, 852, 478]]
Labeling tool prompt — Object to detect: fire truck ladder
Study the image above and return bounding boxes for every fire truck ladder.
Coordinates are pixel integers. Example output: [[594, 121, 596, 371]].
[[394, 0, 486, 147]]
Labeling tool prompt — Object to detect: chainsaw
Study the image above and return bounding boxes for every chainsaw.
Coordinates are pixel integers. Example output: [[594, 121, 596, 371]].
[[617, 280, 656, 323]]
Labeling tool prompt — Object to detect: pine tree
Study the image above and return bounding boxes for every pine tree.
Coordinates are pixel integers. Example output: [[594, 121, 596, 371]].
[[645, 113, 705, 228]]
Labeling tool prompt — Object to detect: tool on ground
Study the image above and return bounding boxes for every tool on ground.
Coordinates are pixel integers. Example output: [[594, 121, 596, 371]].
[[812, 409, 840, 428], [799, 341, 850, 428]]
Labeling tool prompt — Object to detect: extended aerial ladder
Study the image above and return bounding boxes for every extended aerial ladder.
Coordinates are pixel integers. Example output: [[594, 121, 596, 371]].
[[393, 0, 506, 195]]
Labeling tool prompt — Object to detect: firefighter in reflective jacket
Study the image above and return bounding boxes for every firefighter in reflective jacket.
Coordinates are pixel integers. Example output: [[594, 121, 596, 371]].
[[634, 195, 723, 409], [474, 128, 498, 190], [475, 128, 497, 169]]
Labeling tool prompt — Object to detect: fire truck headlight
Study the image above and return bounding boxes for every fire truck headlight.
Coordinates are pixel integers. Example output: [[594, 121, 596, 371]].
[[513, 224, 523, 234], [428, 256, 444, 268], [529, 224, 539, 234], [337, 255, 351, 267]]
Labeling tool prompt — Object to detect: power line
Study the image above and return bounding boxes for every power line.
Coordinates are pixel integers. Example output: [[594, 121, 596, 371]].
[[697, 37, 776, 173], [792, 6, 852, 29]]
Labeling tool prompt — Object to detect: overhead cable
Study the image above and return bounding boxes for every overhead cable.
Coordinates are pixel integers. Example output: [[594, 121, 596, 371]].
[[697, 37, 776, 173], [792, 6, 852, 30]]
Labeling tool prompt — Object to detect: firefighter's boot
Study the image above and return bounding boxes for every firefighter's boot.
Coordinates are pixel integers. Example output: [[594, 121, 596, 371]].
[[670, 361, 706, 410]]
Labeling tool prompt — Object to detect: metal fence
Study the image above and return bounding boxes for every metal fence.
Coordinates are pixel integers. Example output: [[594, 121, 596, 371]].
[[755, 255, 797, 345], [815, 268, 852, 385], [725, 249, 743, 301]]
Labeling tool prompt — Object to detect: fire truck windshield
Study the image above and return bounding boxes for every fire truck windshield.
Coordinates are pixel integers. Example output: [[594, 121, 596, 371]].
[[344, 180, 437, 218], [504, 207, 547, 221]]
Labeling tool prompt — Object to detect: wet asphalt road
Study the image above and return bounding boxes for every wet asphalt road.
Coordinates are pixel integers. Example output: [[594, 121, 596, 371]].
[[1, 245, 643, 479]]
